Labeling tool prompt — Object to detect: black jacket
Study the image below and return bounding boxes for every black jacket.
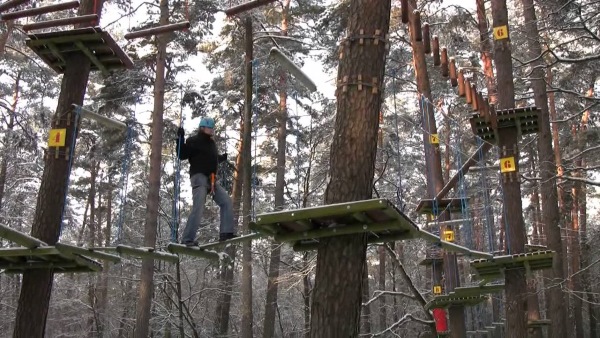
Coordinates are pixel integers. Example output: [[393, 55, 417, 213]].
[[177, 132, 226, 177]]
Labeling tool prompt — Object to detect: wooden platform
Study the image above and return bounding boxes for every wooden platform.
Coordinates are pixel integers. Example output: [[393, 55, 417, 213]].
[[92, 245, 179, 263], [471, 250, 555, 279], [470, 106, 540, 143], [249, 199, 421, 251], [415, 198, 469, 214], [451, 283, 504, 297], [167, 233, 262, 260], [424, 294, 487, 311], [26, 27, 133, 75], [0, 246, 102, 274]]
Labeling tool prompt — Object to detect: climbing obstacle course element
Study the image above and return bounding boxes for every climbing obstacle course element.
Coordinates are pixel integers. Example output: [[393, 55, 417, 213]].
[[250, 199, 421, 252], [0, 0, 29, 13], [470, 106, 540, 143], [168, 233, 263, 260], [420, 230, 492, 259], [0, 224, 108, 273], [23, 14, 98, 32], [224, 0, 277, 16], [26, 27, 134, 75], [269, 47, 317, 92], [124, 21, 191, 40], [92, 245, 179, 263], [415, 198, 469, 214], [0, 0, 79, 20], [425, 293, 488, 311], [451, 283, 504, 297], [470, 250, 555, 279]]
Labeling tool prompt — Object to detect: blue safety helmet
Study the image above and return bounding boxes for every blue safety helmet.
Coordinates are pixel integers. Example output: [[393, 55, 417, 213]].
[[199, 117, 215, 129]]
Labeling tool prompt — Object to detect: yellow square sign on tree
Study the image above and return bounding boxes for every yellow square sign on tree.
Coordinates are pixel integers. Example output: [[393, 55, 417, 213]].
[[500, 156, 516, 173], [493, 25, 509, 40], [48, 128, 67, 147], [429, 134, 439, 144], [433, 285, 442, 295]]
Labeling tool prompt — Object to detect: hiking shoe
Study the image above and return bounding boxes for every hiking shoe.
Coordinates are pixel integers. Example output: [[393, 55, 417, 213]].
[[219, 233, 237, 242]]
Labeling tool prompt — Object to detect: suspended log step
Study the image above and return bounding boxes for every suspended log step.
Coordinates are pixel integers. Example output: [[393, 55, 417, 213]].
[[114, 245, 179, 263], [470, 250, 555, 279], [249, 198, 421, 252], [0, 1, 79, 21], [224, 0, 276, 16], [528, 319, 551, 327], [0, 0, 29, 13], [166, 244, 221, 260], [23, 14, 98, 32], [0, 224, 46, 248], [124, 21, 190, 40], [424, 294, 487, 311], [55, 243, 121, 263], [0, 246, 102, 273], [420, 230, 493, 259], [26, 27, 133, 75], [470, 106, 540, 143], [415, 198, 469, 215]]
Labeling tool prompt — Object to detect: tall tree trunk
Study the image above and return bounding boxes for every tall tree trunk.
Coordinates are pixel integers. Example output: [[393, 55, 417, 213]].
[[520, 1, 568, 337], [12, 1, 102, 335], [97, 180, 112, 338], [262, 3, 290, 335], [214, 129, 244, 336], [526, 146, 543, 338], [378, 245, 387, 331], [0, 70, 19, 212], [241, 17, 254, 338], [408, 0, 465, 335], [302, 252, 311, 338], [490, 1, 528, 336], [133, 0, 168, 336], [361, 262, 372, 334], [309, 1, 390, 336]]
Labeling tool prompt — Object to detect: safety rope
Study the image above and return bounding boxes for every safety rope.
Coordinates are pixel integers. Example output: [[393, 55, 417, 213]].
[[59, 105, 82, 237]]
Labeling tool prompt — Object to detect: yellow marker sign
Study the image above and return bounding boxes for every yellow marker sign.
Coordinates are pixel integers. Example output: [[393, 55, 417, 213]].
[[443, 230, 455, 242], [500, 156, 516, 173], [493, 25, 509, 40], [48, 128, 67, 147], [429, 134, 439, 144], [433, 285, 442, 295]]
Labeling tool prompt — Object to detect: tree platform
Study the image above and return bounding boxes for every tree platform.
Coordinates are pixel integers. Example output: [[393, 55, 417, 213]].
[[469, 106, 539, 143], [249, 199, 421, 251], [26, 27, 134, 75], [420, 230, 493, 259], [0, 246, 103, 274], [470, 250, 555, 279], [424, 294, 487, 311], [166, 233, 262, 260], [91, 245, 179, 263], [415, 198, 469, 214], [451, 283, 504, 297]]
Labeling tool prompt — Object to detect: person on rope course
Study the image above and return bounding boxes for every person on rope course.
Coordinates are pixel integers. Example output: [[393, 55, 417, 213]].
[[177, 116, 236, 246]]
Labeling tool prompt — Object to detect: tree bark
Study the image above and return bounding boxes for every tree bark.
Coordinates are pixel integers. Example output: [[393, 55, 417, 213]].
[[214, 127, 244, 336], [241, 17, 254, 338], [262, 2, 290, 336], [309, 1, 390, 336], [133, 0, 169, 336], [519, 1, 568, 337], [491, 1, 527, 336], [378, 245, 387, 331], [0, 20, 14, 56], [0, 70, 19, 213]]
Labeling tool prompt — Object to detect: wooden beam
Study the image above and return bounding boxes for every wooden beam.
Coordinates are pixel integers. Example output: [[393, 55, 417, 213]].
[[0, 224, 46, 248], [274, 220, 402, 242], [75, 40, 108, 75], [0, 0, 28, 12], [196, 233, 263, 250], [0, 261, 79, 270], [432, 36, 440, 66], [23, 14, 97, 31], [55, 243, 121, 263], [224, 0, 276, 16], [73, 104, 127, 130], [1, 1, 79, 20], [423, 23, 431, 54], [440, 47, 449, 77], [124, 21, 190, 40], [435, 142, 492, 200], [401, 0, 409, 23], [0, 246, 58, 257], [116, 245, 179, 264], [166, 244, 221, 260], [412, 11, 422, 42], [449, 58, 458, 87]]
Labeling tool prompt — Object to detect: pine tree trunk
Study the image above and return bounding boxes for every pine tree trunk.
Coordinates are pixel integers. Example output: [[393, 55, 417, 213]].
[[302, 252, 311, 338], [378, 245, 387, 331], [262, 2, 290, 333], [0, 20, 14, 56], [490, 1, 528, 336], [361, 262, 371, 334], [133, 0, 169, 336], [0, 70, 19, 212], [309, 1, 390, 336], [519, 2, 568, 337], [214, 128, 244, 336], [241, 17, 254, 338]]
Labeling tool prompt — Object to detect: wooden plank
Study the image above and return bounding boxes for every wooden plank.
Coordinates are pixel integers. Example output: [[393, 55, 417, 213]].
[[125, 21, 190, 40], [1, 1, 79, 20], [58, 251, 103, 272], [452, 283, 505, 297], [0, 260, 79, 269], [55, 243, 121, 263], [255, 199, 389, 227], [0, 0, 29, 12], [224, 0, 276, 16], [116, 245, 179, 264], [196, 233, 263, 250], [166, 244, 221, 260], [0, 226, 46, 248], [23, 14, 98, 31], [0, 246, 59, 257], [424, 295, 487, 310], [3, 266, 96, 274]]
